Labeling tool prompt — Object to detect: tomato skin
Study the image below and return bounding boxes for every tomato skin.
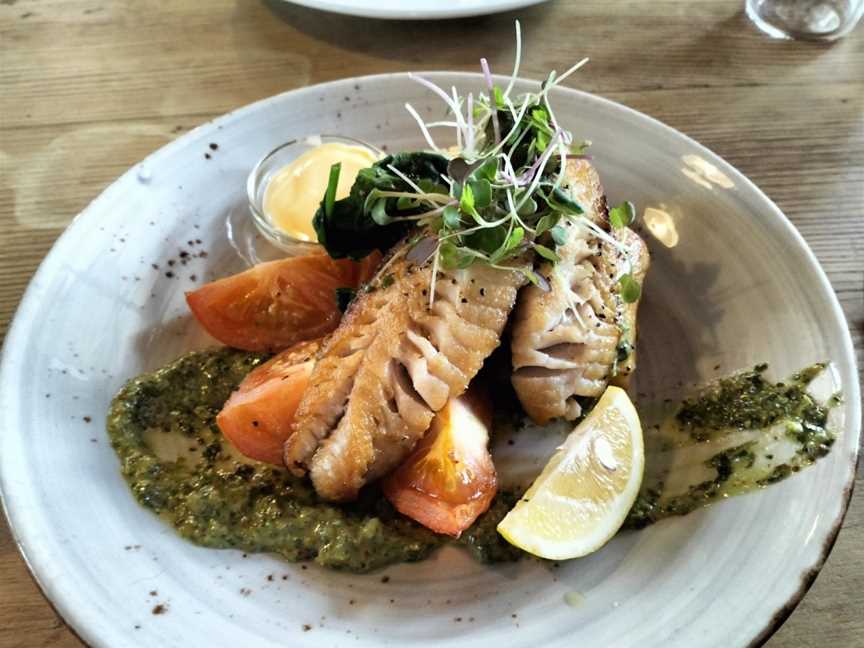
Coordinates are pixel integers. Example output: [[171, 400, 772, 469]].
[[382, 389, 497, 537], [186, 252, 380, 352], [217, 338, 321, 465]]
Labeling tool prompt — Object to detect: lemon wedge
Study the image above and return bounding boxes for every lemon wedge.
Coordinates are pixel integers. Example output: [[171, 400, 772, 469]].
[[497, 386, 644, 560]]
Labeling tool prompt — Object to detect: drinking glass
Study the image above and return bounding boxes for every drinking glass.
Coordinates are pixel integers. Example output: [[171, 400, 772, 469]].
[[746, 0, 864, 39]]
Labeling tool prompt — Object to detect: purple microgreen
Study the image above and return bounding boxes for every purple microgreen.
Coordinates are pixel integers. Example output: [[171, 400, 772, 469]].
[[407, 235, 439, 265], [447, 157, 481, 184], [480, 57, 494, 89], [522, 267, 550, 292], [394, 21, 596, 294], [480, 58, 502, 145]]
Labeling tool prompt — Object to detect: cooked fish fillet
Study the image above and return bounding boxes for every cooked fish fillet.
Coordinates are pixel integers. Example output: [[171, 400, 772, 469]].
[[285, 246, 525, 501], [608, 226, 650, 388], [510, 159, 649, 424]]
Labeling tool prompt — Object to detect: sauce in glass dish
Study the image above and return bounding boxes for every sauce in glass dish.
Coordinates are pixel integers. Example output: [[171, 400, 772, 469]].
[[263, 141, 379, 242]]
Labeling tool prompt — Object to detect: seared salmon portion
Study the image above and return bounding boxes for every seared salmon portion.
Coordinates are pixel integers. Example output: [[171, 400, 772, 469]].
[[285, 245, 525, 501], [510, 160, 649, 424]]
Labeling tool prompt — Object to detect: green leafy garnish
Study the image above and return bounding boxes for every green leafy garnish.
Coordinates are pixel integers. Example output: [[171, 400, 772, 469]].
[[619, 273, 642, 303], [507, 227, 525, 249], [442, 204, 461, 229], [313, 152, 449, 260], [529, 107, 553, 153], [609, 201, 635, 229], [369, 194, 391, 226], [570, 140, 591, 156], [489, 227, 525, 264], [547, 188, 583, 215], [549, 225, 567, 247], [311, 25, 640, 307], [469, 178, 492, 209], [533, 244, 560, 263], [535, 213, 559, 236], [472, 157, 498, 183], [459, 182, 480, 223], [467, 226, 507, 256], [324, 162, 341, 219], [493, 85, 506, 109]]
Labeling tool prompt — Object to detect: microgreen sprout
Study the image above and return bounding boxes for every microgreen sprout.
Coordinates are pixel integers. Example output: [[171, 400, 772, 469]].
[[387, 20, 642, 295], [619, 273, 642, 303], [609, 201, 636, 229], [315, 21, 642, 306]]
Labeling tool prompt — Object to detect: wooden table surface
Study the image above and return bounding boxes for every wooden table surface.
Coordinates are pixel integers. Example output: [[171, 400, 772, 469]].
[[1, 1, 861, 646]]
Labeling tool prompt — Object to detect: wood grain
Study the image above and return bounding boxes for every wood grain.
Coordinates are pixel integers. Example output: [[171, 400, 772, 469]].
[[0, 1, 861, 646]]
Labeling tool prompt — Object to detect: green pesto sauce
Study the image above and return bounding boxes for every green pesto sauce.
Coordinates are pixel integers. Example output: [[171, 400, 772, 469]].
[[626, 363, 836, 529], [675, 363, 828, 440], [108, 350, 838, 568], [107, 348, 520, 572]]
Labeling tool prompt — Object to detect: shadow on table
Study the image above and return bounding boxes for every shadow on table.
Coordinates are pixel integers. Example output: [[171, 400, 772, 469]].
[[259, 0, 551, 65]]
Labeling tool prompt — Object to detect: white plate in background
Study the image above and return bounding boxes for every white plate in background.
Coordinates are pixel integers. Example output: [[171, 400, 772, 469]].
[[280, 0, 550, 20]]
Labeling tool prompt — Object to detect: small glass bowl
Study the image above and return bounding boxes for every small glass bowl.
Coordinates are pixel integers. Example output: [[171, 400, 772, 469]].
[[246, 134, 383, 255]]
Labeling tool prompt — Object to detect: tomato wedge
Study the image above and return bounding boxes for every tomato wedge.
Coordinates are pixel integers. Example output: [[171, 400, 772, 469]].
[[217, 338, 321, 465], [382, 388, 497, 537], [186, 251, 381, 352]]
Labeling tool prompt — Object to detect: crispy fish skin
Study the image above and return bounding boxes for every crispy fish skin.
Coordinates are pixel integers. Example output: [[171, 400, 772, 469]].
[[510, 159, 649, 424], [285, 250, 525, 501]]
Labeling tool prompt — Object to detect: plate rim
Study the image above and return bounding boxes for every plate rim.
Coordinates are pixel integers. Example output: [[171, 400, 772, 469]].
[[277, 0, 550, 20], [1, 71, 860, 648]]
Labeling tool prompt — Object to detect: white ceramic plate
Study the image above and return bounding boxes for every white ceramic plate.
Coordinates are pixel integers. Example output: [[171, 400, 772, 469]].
[[280, 0, 550, 20], [0, 73, 859, 648]]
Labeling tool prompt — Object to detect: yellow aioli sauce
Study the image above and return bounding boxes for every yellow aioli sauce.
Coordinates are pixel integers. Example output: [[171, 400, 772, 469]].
[[263, 142, 380, 242]]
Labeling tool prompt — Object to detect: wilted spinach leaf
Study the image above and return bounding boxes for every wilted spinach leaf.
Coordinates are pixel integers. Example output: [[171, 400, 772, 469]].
[[312, 152, 449, 260]]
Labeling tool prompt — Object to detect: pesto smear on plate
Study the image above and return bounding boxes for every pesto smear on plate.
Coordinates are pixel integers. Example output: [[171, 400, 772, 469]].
[[107, 348, 520, 572], [626, 363, 837, 528], [107, 349, 838, 571]]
